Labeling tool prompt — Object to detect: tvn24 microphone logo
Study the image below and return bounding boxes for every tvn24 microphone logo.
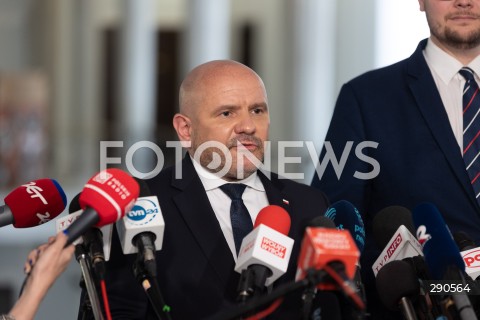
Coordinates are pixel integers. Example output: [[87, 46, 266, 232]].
[[126, 196, 160, 225]]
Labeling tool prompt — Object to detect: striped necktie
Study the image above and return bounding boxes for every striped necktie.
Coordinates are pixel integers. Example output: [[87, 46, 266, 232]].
[[220, 183, 253, 255], [459, 67, 480, 204]]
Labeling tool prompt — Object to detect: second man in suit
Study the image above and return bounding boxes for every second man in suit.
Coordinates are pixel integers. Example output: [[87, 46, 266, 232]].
[[312, 0, 480, 318]]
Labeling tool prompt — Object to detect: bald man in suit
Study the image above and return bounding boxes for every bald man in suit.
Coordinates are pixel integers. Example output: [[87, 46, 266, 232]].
[[103, 60, 329, 319]]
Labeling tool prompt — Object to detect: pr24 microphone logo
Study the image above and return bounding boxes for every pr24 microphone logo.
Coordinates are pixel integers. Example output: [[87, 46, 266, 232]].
[[416, 225, 432, 248]]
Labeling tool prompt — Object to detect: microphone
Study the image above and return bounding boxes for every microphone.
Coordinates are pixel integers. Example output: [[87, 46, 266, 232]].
[[376, 260, 420, 320], [455, 232, 477, 251], [116, 178, 165, 278], [372, 205, 447, 320], [455, 232, 480, 280], [371, 206, 424, 276], [70, 193, 115, 279], [325, 201, 366, 291], [309, 215, 336, 229], [56, 194, 114, 262], [300, 215, 343, 320], [1, 178, 66, 228], [295, 223, 364, 311], [325, 200, 367, 319], [324, 200, 365, 253], [235, 205, 294, 302], [64, 168, 139, 246], [412, 202, 478, 320], [373, 206, 416, 250], [116, 178, 171, 320]]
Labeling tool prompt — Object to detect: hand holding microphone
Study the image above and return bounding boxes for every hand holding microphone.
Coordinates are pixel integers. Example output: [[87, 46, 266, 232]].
[[8, 232, 74, 320]]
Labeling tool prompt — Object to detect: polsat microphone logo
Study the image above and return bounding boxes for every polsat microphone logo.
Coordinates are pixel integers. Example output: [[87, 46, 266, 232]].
[[126, 197, 159, 225], [416, 225, 432, 248]]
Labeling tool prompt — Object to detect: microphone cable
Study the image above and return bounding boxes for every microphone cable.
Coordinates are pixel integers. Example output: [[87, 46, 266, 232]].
[[323, 263, 365, 311], [245, 298, 284, 320], [99, 279, 112, 320], [133, 259, 172, 320]]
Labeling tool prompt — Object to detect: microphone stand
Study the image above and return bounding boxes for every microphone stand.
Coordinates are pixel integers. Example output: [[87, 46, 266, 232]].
[[399, 296, 418, 320], [76, 245, 104, 320], [210, 268, 328, 320], [237, 265, 272, 303], [300, 269, 319, 320], [133, 257, 172, 320]]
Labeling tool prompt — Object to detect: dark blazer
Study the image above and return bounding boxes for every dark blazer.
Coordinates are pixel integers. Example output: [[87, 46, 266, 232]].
[[105, 155, 329, 319], [311, 39, 480, 318]]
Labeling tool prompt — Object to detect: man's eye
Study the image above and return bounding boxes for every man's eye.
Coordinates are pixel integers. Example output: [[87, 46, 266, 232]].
[[221, 111, 231, 117], [252, 108, 264, 114]]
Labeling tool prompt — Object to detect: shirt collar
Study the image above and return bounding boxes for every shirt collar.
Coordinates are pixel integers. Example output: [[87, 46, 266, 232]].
[[467, 56, 480, 79], [190, 155, 265, 192], [425, 38, 480, 81], [424, 38, 464, 84]]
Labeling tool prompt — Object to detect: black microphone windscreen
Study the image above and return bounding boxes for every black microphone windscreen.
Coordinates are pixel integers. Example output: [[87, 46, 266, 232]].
[[375, 260, 420, 311], [453, 231, 476, 251], [309, 216, 336, 229], [373, 206, 415, 249], [69, 193, 81, 213], [134, 177, 151, 197]]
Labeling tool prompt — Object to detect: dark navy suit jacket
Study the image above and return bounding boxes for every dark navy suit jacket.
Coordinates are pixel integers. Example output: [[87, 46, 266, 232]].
[[104, 155, 329, 319], [311, 39, 480, 318]]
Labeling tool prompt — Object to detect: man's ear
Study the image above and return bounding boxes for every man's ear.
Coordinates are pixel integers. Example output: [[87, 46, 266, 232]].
[[173, 113, 192, 142], [418, 0, 425, 12]]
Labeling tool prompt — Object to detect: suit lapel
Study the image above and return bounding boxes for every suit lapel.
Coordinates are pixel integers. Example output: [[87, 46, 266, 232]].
[[408, 39, 477, 207], [171, 156, 235, 286], [258, 171, 288, 211]]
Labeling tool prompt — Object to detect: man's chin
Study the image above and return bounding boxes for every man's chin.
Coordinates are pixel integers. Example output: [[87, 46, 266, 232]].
[[444, 29, 480, 49], [225, 165, 259, 181]]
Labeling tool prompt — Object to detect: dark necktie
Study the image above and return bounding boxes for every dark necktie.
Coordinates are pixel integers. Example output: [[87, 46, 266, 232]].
[[460, 67, 480, 204], [219, 183, 253, 255]]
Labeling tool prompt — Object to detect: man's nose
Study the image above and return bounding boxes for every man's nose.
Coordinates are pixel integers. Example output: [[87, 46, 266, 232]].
[[234, 113, 256, 134]]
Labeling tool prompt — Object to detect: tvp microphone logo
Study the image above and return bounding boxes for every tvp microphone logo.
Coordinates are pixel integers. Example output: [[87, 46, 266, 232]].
[[416, 225, 432, 248], [387, 234, 402, 258], [126, 197, 160, 225]]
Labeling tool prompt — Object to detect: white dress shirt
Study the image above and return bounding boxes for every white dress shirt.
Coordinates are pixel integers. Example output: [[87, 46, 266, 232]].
[[424, 38, 480, 152], [191, 156, 269, 261]]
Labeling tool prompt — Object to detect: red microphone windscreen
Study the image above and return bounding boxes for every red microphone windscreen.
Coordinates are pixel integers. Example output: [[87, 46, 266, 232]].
[[79, 168, 139, 227], [4, 179, 67, 228], [254, 205, 291, 235]]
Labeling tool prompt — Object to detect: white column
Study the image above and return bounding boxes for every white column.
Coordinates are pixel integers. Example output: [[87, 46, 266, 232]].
[[73, 0, 102, 180], [48, 0, 75, 182], [118, 0, 157, 175], [292, 0, 337, 182], [184, 0, 230, 74]]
